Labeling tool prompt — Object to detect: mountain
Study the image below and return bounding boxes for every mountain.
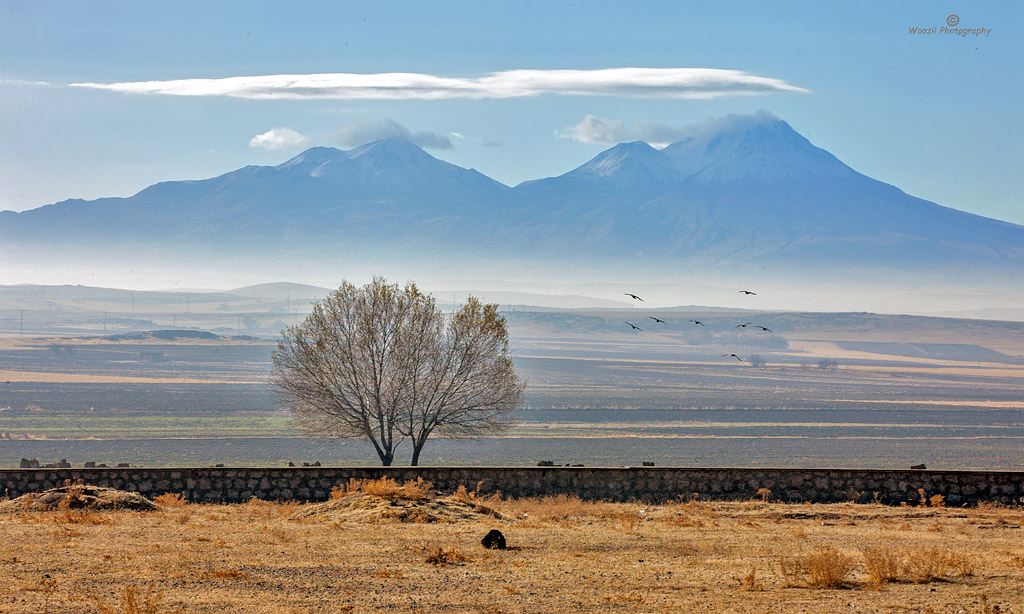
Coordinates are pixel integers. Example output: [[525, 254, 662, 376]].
[[0, 139, 509, 246], [500, 114, 1024, 266], [2, 113, 1022, 291]]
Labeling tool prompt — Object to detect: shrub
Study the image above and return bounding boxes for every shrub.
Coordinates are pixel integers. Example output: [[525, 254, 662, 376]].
[[425, 547, 469, 566], [54, 483, 112, 525], [451, 482, 484, 503], [903, 546, 950, 583], [780, 547, 855, 588], [946, 550, 977, 576], [153, 493, 187, 508], [736, 566, 766, 591], [861, 546, 901, 585], [778, 557, 806, 587], [91, 585, 181, 614], [805, 547, 855, 588], [331, 477, 433, 501]]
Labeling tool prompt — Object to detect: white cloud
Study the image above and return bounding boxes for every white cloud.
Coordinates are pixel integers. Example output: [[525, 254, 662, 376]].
[[0, 79, 53, 87], [632, 123, 690, 148], [248, 127, 310, 150], [333, 119, 453, 149], [560, 115, 690, 147], [562, 111, 788, 148], [70, 68, 807, 100], [682, 109, 782, 138], [560, 115, 627, 144]]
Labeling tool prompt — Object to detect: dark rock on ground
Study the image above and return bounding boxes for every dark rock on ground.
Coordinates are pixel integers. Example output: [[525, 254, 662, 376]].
[[481, 529, 507, 550]]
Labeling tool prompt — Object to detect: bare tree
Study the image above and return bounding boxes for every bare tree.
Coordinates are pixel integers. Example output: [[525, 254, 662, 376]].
[[270, 278, 523, 466], [404, 297, 523, 465], [749, 354, 766, 369]]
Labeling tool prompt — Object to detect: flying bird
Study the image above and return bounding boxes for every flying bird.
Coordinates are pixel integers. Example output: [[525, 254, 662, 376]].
[[754, 325, 773, 333], [736, 322, 751, 328], [625, 321, 642, 331], [648, 316, 667, 324], [739, 290, 757, 295], [688, 319, 705, 327], [624, 293, 644, 302], [722, 354, 743, 361]]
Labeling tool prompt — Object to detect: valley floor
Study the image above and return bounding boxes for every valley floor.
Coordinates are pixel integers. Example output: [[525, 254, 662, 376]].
[[2, 493, 1022, 613]]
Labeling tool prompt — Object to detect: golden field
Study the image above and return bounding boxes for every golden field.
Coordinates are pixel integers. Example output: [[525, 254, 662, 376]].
[[1, 479, 1022, 614]]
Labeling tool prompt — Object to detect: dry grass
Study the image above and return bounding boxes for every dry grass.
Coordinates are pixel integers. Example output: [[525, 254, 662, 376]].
[[330, 476, 434, 500], [804, 546, 857, 588], [736, 566, 766, 591], [780, 546, 856, 588], [1, 497, 1022, 613], [861, 545, 902, 585], [424, 547, 470, 566], [152, 493, 187, 508], [91, 585, 182, 614]]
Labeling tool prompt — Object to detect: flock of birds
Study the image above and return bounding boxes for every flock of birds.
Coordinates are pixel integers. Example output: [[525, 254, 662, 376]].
[[622, 290, 771, 363]]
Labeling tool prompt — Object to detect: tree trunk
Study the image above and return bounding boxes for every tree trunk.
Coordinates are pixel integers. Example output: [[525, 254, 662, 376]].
[[410, 440, 427, 466], [378, 450, 394, 466]]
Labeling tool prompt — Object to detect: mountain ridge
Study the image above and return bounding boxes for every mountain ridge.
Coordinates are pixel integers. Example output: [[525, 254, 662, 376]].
[[2, 112, 1022, 289]]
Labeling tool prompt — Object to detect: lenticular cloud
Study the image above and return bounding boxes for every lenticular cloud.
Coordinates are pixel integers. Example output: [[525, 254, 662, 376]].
[[70, 68, 807, 100]]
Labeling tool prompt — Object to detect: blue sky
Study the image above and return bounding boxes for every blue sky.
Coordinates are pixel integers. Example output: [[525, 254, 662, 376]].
[[1, 1, 1021, 224]]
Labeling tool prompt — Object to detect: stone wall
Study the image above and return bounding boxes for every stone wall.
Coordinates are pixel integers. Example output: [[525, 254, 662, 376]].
[[1, 467, 1022, 506]]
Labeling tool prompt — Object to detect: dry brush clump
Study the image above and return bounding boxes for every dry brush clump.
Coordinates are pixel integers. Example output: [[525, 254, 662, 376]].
[[903, 545, 977, 583], [782, 543, 979, 589], [861, 546, 903, 585], [861, 544, 978, 585], [735, 566, 767, 591], [451, 482, 504, 517], [152, 493, 187, 508], [291, 477, 505, 524], [331, 476, 434, 500], [424, 546, 470, 566], [780, 546, 857, 588], [90, 584, 182, 614]]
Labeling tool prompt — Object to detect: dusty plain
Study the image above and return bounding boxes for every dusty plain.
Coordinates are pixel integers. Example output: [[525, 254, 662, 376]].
[[2, 486, 1023, 614]]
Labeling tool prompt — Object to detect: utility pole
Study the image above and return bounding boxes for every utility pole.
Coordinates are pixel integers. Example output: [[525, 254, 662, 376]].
[[103, 311, 107, 332], [237, 314, 241, 334], [18, 309, 25, 338]]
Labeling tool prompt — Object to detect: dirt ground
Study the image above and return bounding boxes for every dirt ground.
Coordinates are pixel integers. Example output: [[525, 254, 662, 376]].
[[1, 484, 1023, 614]]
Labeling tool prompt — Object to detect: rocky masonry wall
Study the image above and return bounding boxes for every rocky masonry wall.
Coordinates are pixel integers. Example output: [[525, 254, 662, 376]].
[[1, 467, 1023, 506]]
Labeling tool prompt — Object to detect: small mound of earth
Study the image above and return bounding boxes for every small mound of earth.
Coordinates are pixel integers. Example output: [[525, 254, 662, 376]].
[[289, 492, 504, 524], [0, 485, 157, 513]]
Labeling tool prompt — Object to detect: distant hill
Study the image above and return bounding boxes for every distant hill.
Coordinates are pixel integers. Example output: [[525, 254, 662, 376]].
[[228, 283, 332, 301], [97, 330, 222, 342]]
